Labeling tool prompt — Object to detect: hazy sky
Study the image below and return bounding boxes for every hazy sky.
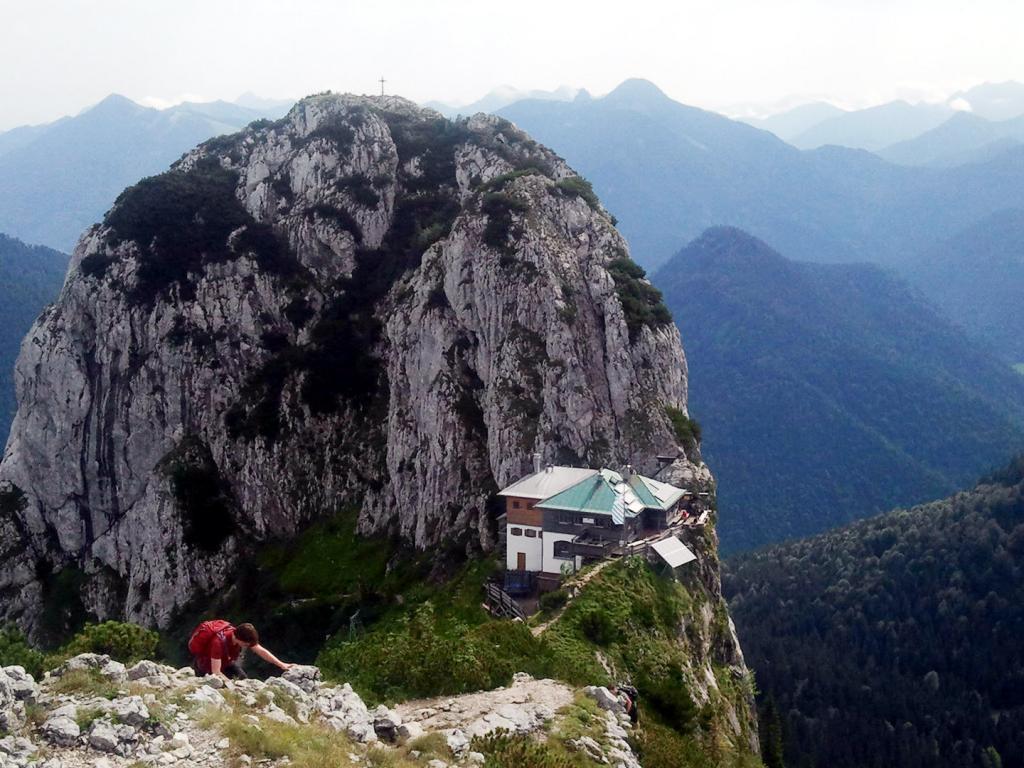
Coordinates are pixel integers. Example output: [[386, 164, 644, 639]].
[[2, 0, 1022, 130]]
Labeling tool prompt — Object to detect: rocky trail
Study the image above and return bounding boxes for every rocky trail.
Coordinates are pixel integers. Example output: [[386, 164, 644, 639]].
[[531, 560, 616, 637], [0, 654, 641, 768]]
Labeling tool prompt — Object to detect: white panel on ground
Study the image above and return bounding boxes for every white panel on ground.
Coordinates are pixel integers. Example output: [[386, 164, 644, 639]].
[[651, 535, 697, 568]]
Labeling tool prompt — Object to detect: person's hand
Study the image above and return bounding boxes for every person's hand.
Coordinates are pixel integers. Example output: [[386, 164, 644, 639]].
[[280, 662, 294, 671]]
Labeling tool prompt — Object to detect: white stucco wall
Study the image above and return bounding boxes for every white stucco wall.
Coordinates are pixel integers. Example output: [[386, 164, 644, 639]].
[[542, 531, 582, 575], [506, 524, 543, 571]]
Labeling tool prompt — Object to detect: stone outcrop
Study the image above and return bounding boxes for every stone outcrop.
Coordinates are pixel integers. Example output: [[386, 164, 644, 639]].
[[0, 93, 696, 634], [0, 657, 638, 768]]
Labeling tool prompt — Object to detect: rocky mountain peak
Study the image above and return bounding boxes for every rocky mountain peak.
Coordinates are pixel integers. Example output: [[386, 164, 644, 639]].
[[0, 93, 699, 635]]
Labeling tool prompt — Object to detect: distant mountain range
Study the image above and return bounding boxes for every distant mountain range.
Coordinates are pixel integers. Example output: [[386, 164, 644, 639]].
[[790, 99, 954, 151], [724, 456, 1024, 768], [423, 85, 582, 118], [0, 94, 291, 251], [743, 101, 845, 142], [499, 79, 1024, 277], [878, 111, 1024, 167], [655, 227, 1024, 551], [0, 234, 67, 441], [746, 81, 1024, 154]]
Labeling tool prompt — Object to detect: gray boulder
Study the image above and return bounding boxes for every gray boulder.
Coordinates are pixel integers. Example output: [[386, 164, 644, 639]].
[[54, 653, 127, 683], [1, 666, 38, 703], [585, 685, 624, 713], [0, 670, 24, 732], [282, 665, 321, 694], [0, 735, 37, 758], [41, 714, 80, 746], [266, 676, 307, 701], [345, 720, 378, 744], [126, 660, 163, 680], [372, 705, 403, 742], [88, 719, 120, 752], [109, 695, 149, 727]]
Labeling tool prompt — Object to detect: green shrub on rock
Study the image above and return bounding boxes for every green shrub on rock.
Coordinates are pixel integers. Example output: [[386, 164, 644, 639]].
[[0, 626, 45, 678], [538, 589, 568, 615], [472, 729, 576, 768], [59, 621, 159, 664], [606, 257, 672, 338]]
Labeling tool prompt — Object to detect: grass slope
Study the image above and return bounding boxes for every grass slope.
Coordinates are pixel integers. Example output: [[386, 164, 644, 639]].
[[161, 510, 759, 767]]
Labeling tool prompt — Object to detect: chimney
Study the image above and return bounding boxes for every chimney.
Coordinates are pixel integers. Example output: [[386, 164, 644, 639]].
[[533, 452, 542, 474]]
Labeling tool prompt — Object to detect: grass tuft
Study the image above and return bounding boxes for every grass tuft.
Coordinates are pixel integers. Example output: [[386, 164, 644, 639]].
[[49, 668, 121, 699]]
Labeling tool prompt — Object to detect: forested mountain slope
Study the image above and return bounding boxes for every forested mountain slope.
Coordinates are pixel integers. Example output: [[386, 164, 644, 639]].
[[724, 457, 1024, 768], [655, 227, 1024, 551], [903, 208, 1024, 364], [0, 234, 66, 440]]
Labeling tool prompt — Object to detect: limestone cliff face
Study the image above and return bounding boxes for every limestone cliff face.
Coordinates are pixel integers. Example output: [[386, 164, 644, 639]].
[[0, 95, 696, 633]]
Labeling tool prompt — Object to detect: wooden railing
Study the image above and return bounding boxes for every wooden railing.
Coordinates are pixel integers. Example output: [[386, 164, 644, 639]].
[[485, 581, 527, 622]]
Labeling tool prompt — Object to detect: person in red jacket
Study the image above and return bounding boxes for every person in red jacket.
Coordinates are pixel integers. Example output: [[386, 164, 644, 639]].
[[188, 620, 292, 680]]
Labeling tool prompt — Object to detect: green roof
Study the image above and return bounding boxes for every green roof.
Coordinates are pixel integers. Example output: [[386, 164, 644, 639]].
[[533, 468, 686, 518], [627, 474, 661, 508], [536, 473, 623, 516]]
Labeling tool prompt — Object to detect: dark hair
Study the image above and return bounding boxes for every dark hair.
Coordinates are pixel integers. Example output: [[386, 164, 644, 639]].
[[235, 623, 260, 646]]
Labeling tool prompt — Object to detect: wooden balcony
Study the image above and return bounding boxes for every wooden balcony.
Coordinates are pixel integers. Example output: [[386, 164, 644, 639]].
[[568, 531, 620, 559]]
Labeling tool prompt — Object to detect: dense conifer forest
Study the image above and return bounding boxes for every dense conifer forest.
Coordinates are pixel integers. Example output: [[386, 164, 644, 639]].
[[724, 457, 1024, 768]]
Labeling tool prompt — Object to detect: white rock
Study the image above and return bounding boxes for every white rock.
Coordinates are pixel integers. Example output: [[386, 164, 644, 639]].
[[397, 721, 424, 743], [263, 704, 295, 724], [1, 667, 38, 703], [169, 732, 190, 749], [446, 728, 470, 755], [185, 685, 227, 709]]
